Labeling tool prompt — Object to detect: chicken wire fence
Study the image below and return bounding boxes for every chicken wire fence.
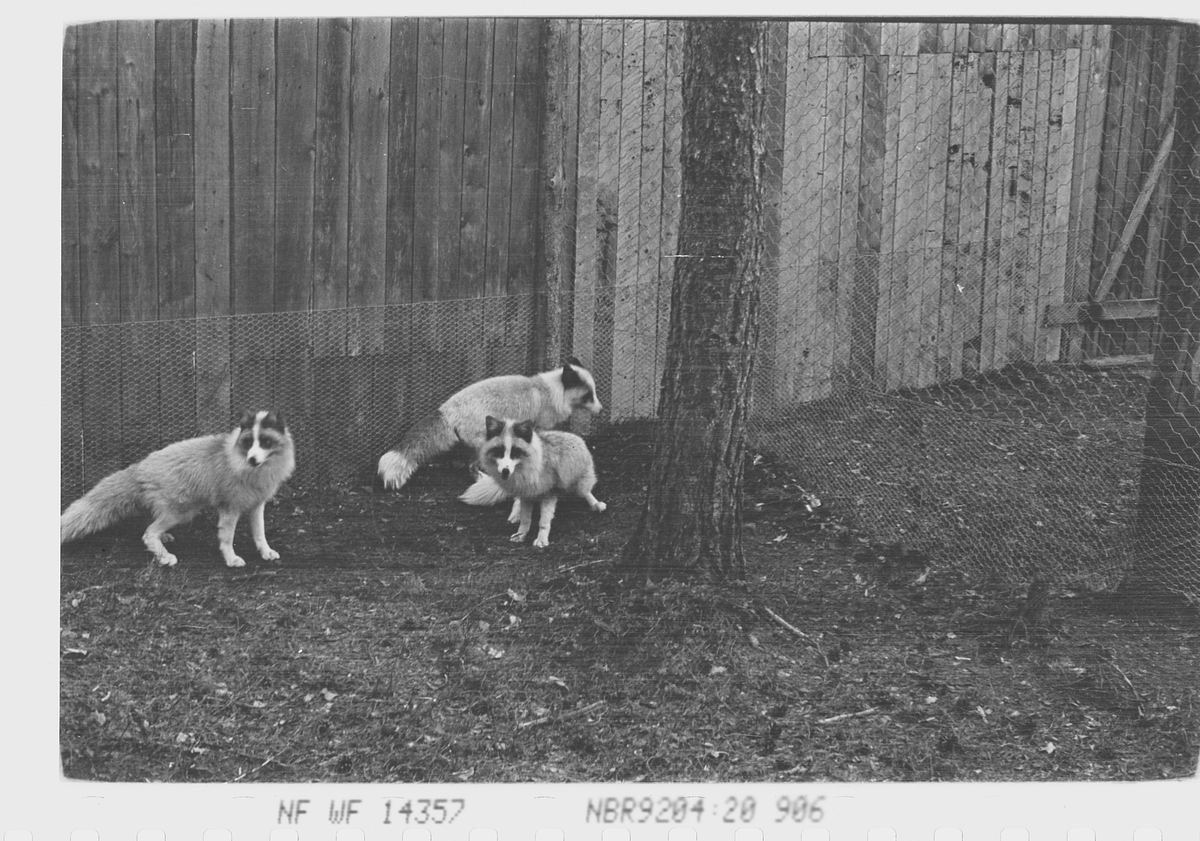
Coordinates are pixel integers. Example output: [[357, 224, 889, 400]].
[[61, 21, 1198, 602]]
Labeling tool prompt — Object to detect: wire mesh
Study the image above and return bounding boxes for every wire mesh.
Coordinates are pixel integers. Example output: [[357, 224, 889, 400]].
[[61, 21, 1199, 603]]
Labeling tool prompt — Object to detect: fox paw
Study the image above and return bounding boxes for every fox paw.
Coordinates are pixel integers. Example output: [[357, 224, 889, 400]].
[[591, 500, 607, 513], [259, 546, 281, 561], [510, 532, 526, 544], [533, 536, 550, 548], [157, 552, 178, 567], [225, 555, 246, 568]]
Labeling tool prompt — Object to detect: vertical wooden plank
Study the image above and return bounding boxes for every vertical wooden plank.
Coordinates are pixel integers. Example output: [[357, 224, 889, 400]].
[[886, 23, 921, 57], [116, 21, 159, 459], [658, 19, 685, 407], [118, 20, 158, 324], [981, 51, 1017, 373], [387, 19, 419, 307], [437, 19, 468, 299], [194, 19, 231, 431], [1038, 50, 1081, 362], [460, 18, 494, 387], [154, 20, 195, 323], [230, 19, 276, 318], [573, 20, 602, 381], [62, 28, 82, 496], [609, 19, 643, 417], [889, 55, 923, 389], [1008, 50, 1042, 364], [154, 20, 197, 444], [874, 52, 905, 390], [949, 23, 970, 56], [1067, 25, 1112, 360], [77, 21, 123, 485], [460, 18, 495, 300], [954, 52, 993, 376], [272, 18, 316, 444], [381, 19, 418, 448], [849, 51, 883, 387], [412, 20, 444, 303], [839, 57, 864, 399], [777, 22, 813, 402], [62, 28, 81, 325], [275, 19, 316, 316], [313, 16, 350, 361], [923, 53, 954, 387], [917, 23, 940, 55], [911, 54, 946, 387], [817, 56, 849, 397], [591, 19, 624, 406], [347, 18, 391, 453], [483, 19, 517, 305], [230, 20, 276, 412], [793, 53, 830, 402], [508, 18, 542, 302], [1026, 49, 1055, 361], [348, 18, 390, 321], [634, 20, 666, 417]]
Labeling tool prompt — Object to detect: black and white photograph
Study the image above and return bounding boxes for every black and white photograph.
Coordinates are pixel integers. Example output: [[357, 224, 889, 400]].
[[46, 13, 1200, 798]]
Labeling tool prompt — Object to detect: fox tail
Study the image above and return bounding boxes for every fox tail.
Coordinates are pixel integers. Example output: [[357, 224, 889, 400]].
[[61, 467, 143, 544], [458, 473, 511, 507]]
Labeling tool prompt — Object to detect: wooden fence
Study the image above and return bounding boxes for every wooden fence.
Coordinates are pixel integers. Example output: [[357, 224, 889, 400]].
[[62, 20, 1188, 429]]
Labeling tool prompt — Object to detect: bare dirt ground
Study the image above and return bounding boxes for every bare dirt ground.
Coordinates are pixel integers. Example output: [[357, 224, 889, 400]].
[[61, 410, 1198, 783]]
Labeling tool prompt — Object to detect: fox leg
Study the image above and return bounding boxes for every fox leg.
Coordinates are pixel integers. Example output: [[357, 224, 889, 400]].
[[507, 498, 522, 524], [581, 491, 607, 513], [249, 502, 280, 561], [143, 511, 186, 566], [216, 510, 246, 568], [577, 476, 607, 513], [511, 499, 533, 543], [533, 496, 558, 548]]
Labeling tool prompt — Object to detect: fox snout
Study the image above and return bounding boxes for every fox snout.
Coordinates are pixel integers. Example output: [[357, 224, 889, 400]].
[[500, 466, 511, 479]]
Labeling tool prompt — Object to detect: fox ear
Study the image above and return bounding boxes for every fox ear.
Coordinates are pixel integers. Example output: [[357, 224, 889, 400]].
[[565, 355, 584, 370], [561, 362, 583, 390], [485, 416, 504, 439], [262, 411, 287, 433], [237, 409, 256, 429], [513, 420, 535, 443]]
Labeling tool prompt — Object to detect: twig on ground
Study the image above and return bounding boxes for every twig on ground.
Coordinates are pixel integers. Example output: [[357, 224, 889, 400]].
[[763, 606, 810, 638], [816, 707, 880, 725], [1108, 661, 1146, 717], [518, 700, 606, 729], [231, 754, 276, 782]]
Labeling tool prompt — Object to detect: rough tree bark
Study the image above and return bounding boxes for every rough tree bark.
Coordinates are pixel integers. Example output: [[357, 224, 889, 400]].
[[1124, 26, 1200, 605], [622, 19, 767, 579]]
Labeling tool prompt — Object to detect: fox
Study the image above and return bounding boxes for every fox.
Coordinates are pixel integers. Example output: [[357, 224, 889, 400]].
[[377, 356, 601, 490], [60, 410, 296, 568], [459, 415, 606, 548]]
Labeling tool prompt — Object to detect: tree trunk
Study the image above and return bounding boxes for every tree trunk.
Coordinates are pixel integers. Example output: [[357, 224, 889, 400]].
[[1124, 26, 1200, 604], [622, 20, 767, 579]]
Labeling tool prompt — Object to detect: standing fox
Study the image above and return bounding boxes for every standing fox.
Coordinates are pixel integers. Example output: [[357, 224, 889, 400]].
[[377, 357, 601, 490], [459, 416, 606, 548], [60, 410, 296, 568]]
